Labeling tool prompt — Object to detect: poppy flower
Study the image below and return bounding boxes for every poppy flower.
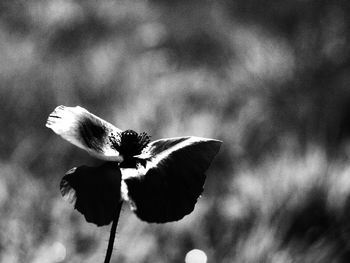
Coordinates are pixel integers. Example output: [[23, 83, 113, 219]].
[[46, 105, 222, 226]]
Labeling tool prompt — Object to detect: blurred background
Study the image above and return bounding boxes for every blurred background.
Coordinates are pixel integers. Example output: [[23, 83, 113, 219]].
[[2, 0, 350, 262]]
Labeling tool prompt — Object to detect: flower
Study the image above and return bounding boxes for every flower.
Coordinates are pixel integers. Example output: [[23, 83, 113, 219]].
[[46, 105, 222, 226]]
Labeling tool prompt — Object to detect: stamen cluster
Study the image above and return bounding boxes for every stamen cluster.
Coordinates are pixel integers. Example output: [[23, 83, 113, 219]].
[[110, 130, 150, 159]]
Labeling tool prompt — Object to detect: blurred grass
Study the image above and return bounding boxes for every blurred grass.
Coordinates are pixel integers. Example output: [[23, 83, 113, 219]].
[[2, 0, 350, 262]]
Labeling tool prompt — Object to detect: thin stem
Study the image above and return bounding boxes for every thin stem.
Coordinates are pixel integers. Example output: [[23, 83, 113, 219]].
[[104, 201, 123, 263]]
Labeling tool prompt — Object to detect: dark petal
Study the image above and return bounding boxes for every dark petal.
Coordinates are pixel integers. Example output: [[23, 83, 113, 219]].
[[60, 162, 122, 226], [123, 137, 222, 223], [46, 105, 123, 161], [137, 137, 188, 159]]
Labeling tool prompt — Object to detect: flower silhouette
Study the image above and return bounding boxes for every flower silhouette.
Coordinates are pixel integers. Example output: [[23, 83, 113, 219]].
[[46, 105, 222, 226]]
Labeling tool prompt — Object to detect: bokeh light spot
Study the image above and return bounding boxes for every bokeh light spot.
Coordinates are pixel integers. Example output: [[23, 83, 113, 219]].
[[52, 242, 66, 262], [185, 249, 207, 263]]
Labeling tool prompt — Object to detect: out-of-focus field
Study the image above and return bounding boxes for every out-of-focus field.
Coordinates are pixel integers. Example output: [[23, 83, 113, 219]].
[[2, 1, 350, 262]]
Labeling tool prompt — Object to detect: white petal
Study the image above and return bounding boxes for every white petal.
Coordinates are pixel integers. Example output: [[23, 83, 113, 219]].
[[46, 105, 123, 161]]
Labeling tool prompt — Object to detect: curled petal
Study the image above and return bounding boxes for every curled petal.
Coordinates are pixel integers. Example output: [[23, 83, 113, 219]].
[[46, 105, 123, 161], [122, 137, 222, 223], [61, 162, 122, 226]]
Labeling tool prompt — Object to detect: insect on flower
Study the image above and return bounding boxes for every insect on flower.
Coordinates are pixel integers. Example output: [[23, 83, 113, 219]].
[[46, 105, 222, 226]]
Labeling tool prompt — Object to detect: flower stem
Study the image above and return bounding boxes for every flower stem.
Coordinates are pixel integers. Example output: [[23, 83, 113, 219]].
[[104, 201, 123, 263]]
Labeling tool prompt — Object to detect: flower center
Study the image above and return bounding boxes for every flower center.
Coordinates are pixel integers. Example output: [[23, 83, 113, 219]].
[[110, 129, 150, 167]]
